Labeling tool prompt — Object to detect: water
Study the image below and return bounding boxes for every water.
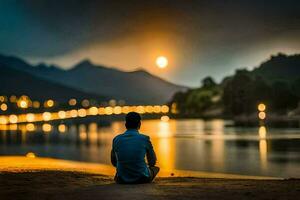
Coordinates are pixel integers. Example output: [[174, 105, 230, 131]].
[[0, 119, 299, 178]]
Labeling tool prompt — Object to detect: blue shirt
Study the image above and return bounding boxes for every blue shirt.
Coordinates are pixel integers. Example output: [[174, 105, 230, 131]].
[[111, 129, 157, 183]]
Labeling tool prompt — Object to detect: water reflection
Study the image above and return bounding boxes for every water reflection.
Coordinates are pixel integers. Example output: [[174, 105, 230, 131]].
[[0, 119, 299, 178]]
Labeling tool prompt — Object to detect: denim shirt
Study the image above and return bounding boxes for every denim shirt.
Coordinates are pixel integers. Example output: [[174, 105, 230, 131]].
[[111, 129, 157, 183]]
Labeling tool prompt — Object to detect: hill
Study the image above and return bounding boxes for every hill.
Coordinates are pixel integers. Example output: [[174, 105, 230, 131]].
[[0, 64, 106, 103], [0, 54, 188, 104]]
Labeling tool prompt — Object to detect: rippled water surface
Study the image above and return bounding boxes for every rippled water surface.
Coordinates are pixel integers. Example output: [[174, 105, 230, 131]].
[[0, 119, 299, 178]]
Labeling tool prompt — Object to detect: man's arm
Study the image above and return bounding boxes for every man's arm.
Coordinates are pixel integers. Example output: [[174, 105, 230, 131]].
[[146, 136, 157, 167], [111, 140, 117, 167]]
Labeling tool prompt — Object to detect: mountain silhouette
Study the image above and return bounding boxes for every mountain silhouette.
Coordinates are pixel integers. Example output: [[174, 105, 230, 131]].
[[0, 54, 187, 104], [0, 64, 106, 102]]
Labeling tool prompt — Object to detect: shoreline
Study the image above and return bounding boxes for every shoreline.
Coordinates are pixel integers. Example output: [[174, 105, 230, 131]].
[[1, 156, 299, 200], [0, 156, 280, 180]]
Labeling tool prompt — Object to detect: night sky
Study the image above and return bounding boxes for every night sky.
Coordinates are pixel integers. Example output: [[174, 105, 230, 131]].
[[0, 0, 299, 86]]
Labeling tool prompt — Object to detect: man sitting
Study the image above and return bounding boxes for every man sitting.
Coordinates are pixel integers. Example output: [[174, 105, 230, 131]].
[[111, 112, 160, 184]]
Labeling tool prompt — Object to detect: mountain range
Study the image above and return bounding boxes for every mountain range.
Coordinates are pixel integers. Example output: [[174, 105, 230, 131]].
[[0, 54, 187, 104]]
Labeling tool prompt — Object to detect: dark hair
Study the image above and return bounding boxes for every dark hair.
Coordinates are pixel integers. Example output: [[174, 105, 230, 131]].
[[125, 112, 141, 129]]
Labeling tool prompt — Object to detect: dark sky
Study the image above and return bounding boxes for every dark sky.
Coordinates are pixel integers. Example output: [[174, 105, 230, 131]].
[[0, 0, 299, 86]]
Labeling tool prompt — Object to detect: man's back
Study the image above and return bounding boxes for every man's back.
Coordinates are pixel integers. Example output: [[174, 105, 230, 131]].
[[111, 129, 157, 183]]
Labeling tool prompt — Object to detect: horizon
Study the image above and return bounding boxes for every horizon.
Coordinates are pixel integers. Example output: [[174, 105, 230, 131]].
[[2, 51, 298, 87]]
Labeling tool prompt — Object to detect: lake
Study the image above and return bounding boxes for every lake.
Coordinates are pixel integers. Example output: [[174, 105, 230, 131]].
[[0, 119, 299, 178]]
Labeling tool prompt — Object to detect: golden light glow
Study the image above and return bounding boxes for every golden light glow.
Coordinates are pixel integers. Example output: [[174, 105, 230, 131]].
[[109, 99, 117, 106], [136, 106, 145, 114], [42, 112, 52, 121], [259, 126, 267, 139], [113, 106, 122, 114], [145, 106, 154, 113], [156, 56, 168, 68], [26, 152, 36, 158], [0, 116, 8, 125], [259, 139, 268, 170], [0, 103, 7, 111], [161, 105, 169, 113], [42, 123, 52, 132], [98, 107, 106, 115], [171, 103, 178, 114], [153, 105, 161, 113], [78, 108, 87, 117], [0, 96, 5, 102], [26, 123, 35, 131], [19, 100, 28, 108], [68, 98, 77, 106], [46, 99, 54, 107], [58, 110, 66, 119], [121, 106, 130, 114], [58, 124, 67, 133], [88, 107, 98, 115], [26, 113, 35, 122], [70, 109, 78, 118], [258, 111, 266, 120], [81, 99, 90, 107], [258, 103, 266, 112], [10, 95, 17, 102], [161, 115, 170, 122], [32, 101, 40, 108], [9, 115, 18, 124], [105, 106, 113, 115]]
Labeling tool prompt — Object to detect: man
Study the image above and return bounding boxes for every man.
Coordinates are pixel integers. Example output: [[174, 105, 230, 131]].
[[111, 112, 160, 184]]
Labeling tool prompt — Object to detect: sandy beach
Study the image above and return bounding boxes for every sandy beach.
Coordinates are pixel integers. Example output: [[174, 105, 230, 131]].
[[0, 156, 299, 200]]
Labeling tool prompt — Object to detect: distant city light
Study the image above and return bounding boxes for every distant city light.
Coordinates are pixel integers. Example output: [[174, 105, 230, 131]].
[[26, 123, 35, 131], [136, 106, 145, 114], [258, 103, 266, 112], [69, 98, 77, 106], [58, 124, 67, 133], [258, 111, 266, 120], [58, 110, 66, 119], [18, 100, 28, 108], [0, 116, 7, 125], [145, 106, 154, 113], [0, 103, 7, 111], [46, 99, 55, 107], [109, 99, 117, 107], [81, 99, 90, 107], [121, 106, 130, 114], [153, 105, 161, 113], [9, 95, 17, 103], [42, 112, 52, 121], [9, 115, 18, 124], [161, 115, 170, 122], [26, 113, 35, 122], [0, 96, 5, 102], [88, 107, 98, 115], [0, 99, 171, 124], [78, 108, 87, 117], [42, 123, 52, 132], [26, 152, 36, 158], [161, 105, 169, 113], [33, 101, 40, 108], [105, 106, 113, 115], [98, 107, 106, 115], [70, 109, 78, 118]]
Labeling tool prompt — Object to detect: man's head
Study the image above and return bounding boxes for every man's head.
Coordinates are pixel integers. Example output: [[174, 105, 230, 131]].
[[125, 112, 141, 130]]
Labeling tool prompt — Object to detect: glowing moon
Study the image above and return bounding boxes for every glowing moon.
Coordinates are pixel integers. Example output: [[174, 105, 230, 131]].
[[156, 56, 168, 68]]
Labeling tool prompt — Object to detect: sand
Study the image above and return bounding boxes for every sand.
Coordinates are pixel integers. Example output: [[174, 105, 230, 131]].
[[0, 156, 299, 200]]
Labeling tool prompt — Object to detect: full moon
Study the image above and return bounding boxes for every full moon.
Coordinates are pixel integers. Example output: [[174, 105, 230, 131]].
[[156, 56, 168, 68]]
